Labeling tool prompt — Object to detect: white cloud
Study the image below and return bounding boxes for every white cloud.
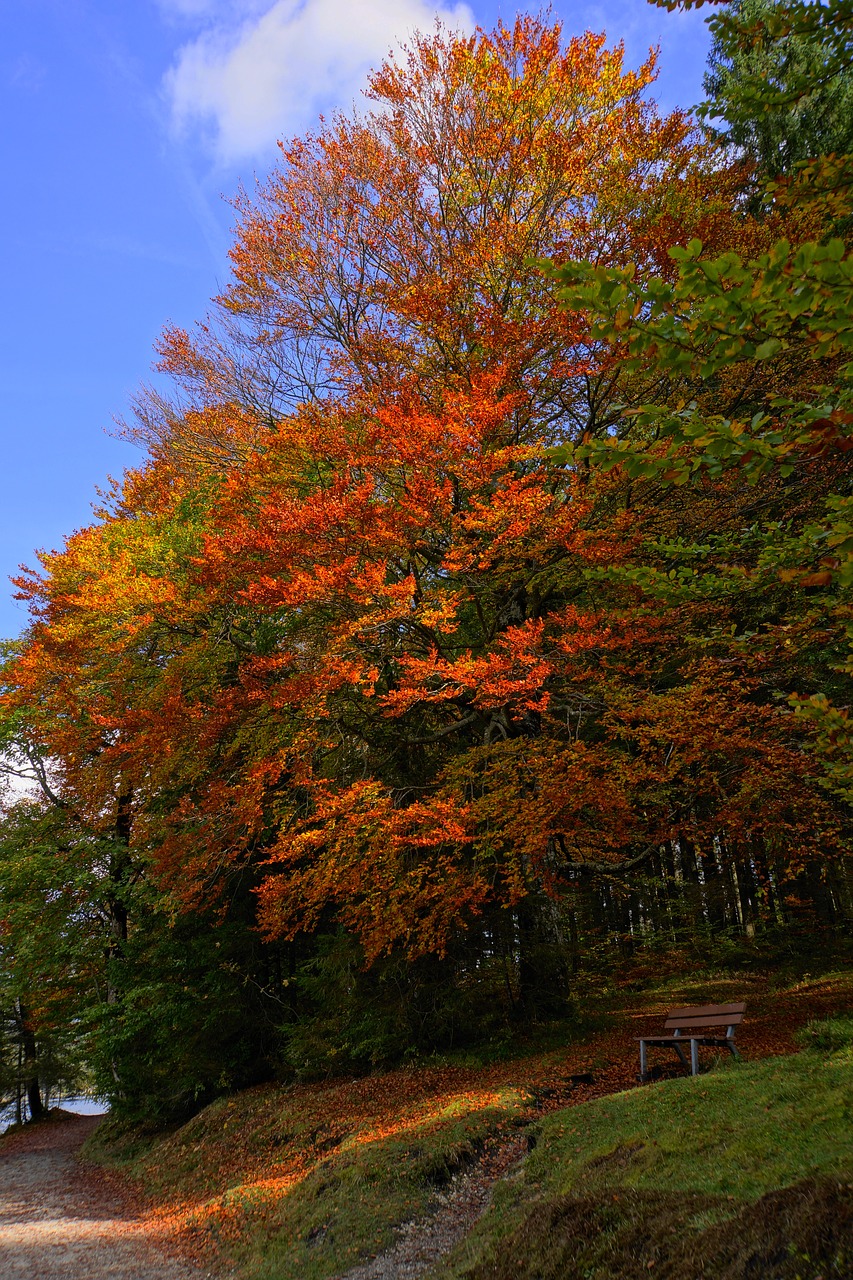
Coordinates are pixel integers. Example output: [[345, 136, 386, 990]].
[[164, 0, 475, 162]]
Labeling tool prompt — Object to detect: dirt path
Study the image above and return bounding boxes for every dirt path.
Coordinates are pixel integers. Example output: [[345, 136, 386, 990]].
[[338, 1133, 528, 1280], [0, 1112, 217, 1280]]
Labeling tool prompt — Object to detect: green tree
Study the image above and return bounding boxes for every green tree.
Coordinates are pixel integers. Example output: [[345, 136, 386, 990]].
[[704, 0, 853, 181], [544, 0, 853, 803]]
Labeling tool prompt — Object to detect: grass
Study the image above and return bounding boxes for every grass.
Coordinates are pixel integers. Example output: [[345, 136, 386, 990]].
[[436, 1026, 853, 1280], [83, 971, 853, 1280], [86, 1070, 533, 1280]]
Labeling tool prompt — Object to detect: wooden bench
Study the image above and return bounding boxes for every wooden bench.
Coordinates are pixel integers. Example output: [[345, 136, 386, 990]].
[[639, 1002, 746, 1081]]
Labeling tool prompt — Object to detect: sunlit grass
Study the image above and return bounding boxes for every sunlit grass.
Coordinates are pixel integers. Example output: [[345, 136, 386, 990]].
[[83, 972, 853, 1280], [440, 1041, 853, 1279], [87, 1073, 532, 1280]]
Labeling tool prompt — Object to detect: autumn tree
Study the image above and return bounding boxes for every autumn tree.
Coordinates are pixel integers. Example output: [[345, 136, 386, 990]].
[[1, 11, 850, 1105], [129, 17, 736, 463], [2, 457, 303, 1115], [109, 19, 752, 987], [543, 0, 853, 911]]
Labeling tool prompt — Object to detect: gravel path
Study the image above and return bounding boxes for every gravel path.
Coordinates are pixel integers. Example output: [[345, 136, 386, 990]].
[[338, 1133, 530, 1280], [0, 1112, 216, 1280]]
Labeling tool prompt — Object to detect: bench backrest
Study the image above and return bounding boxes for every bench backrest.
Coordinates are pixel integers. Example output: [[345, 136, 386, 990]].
[[664, 1002, 746, 1033]]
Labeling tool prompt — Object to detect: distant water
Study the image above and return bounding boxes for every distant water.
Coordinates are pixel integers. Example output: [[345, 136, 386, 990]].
[[57, 1095, 109, 1116], [1, 1094, 109, 1131]]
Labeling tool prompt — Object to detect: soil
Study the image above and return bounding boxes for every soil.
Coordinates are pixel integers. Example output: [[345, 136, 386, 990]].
[[0, 1111, 219, 1280]]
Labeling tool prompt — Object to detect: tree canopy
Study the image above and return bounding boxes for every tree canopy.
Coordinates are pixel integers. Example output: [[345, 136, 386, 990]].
[[1, 6, 850, 1121]]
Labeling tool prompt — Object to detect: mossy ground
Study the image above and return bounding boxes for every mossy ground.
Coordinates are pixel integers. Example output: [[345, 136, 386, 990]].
[[84, 970, 853, 1280], [437, 1026, 853, 1280]]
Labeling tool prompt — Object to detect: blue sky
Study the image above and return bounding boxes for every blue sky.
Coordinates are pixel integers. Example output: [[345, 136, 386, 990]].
[[0, 0, 714, 640]]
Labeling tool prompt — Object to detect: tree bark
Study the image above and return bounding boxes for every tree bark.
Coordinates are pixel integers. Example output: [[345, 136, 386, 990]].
[[16, 1001, 43, 1122]]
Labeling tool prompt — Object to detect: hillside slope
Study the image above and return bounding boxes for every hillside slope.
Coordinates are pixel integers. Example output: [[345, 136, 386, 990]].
[[85, 972, 853, 1280], [439, 1035, 853, 1279]]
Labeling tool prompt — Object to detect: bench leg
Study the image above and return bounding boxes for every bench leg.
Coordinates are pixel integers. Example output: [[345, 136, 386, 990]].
[[690, 1039, 699, 1076], [640, 1040, 648, 1081], [728, 1042, 740, 1061], [672, 1042, 688, 1069]]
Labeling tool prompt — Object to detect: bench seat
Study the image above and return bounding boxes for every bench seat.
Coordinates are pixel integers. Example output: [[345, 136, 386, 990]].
[[639, 1003, 746, 1081], [638, 1035, 737, 1046]]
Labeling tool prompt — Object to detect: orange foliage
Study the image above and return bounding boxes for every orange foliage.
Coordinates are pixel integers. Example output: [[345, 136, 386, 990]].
[[3, 15, 845, 975]]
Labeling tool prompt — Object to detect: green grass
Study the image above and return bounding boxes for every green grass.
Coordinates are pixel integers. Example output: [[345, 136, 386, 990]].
[[83, 980, 853, 1280], [796, 1013, 853, 1053], [224, 1101, 525, 1280], [437, 1035, 853, 1280], [85, 1074, 533, 1280]]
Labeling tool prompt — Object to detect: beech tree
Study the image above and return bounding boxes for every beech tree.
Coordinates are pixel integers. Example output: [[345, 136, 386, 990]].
[[0, 11, 849, 1110], [130, 17, 736, 463]]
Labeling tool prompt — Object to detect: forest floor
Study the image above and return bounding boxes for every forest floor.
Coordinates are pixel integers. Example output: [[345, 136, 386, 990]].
[[0, 1110, 220, 1280], [79, 964, 853, 1280]]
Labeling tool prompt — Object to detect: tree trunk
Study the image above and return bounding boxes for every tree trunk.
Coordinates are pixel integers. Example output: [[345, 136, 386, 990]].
[[16, 1001, 43, 1122]]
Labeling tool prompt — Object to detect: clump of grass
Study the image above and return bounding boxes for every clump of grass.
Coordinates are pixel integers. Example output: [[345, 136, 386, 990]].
[[796, 1014, 853, 1053], [439, 1044, 853, 1279]]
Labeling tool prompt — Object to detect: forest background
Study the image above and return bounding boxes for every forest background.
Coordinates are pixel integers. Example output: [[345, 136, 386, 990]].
[[1, 0, 852, 1127]]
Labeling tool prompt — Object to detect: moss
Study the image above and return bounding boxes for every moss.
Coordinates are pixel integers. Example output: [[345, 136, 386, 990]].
[[456, 1179, 853, 1280], [441, 1042, 853, 1279]]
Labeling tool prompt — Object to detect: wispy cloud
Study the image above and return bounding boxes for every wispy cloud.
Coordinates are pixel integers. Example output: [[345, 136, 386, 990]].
[[164, 0, 475, 162], [155, 0, 269, 22], [8, 54, 46, 94]]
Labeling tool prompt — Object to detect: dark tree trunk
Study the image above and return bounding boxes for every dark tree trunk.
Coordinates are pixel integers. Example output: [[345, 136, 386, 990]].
[[105, 785, 133, 1008], [26, 1073, 44, 1122], [16, 1001, 43, 1121]]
